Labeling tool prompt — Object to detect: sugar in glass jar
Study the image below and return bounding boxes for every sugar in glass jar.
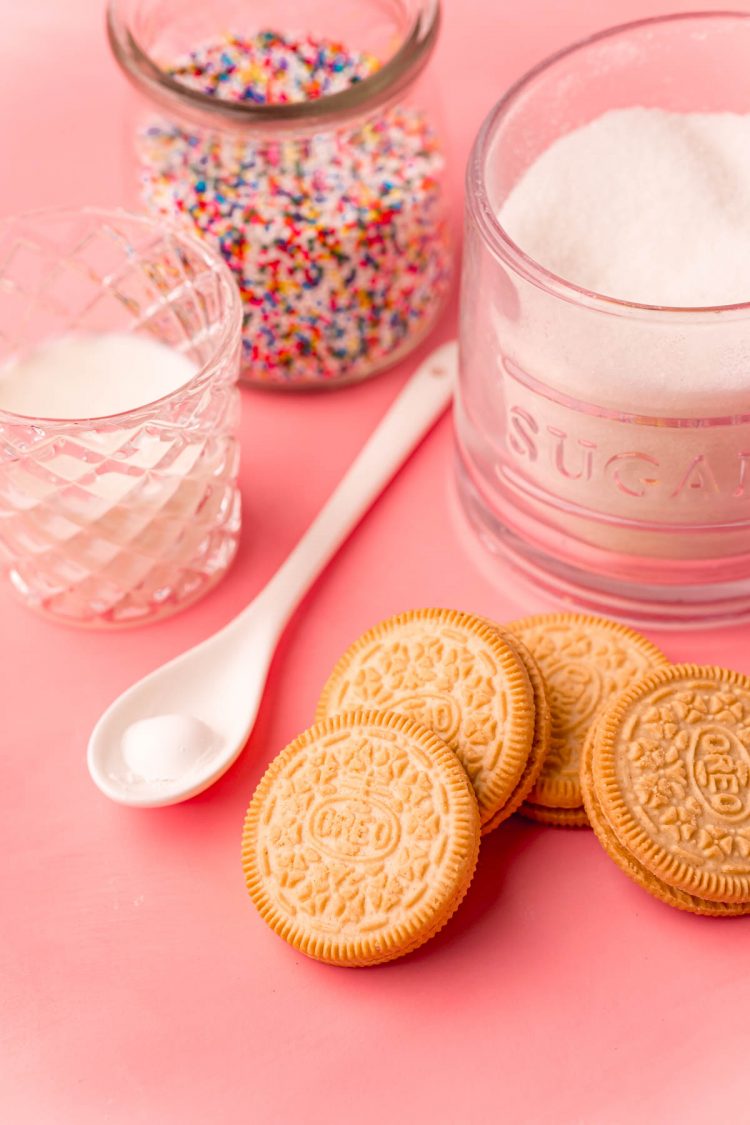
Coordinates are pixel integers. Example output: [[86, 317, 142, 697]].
[[108, 0, 452, 390], [457, 12, 750, 626]]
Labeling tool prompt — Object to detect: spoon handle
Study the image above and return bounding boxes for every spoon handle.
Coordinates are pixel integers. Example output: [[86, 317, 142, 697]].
[[246, 340, 457, 633]]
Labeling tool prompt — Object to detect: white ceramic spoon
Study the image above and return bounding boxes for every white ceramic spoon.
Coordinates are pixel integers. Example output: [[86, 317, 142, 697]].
[[87, 341, 457, 807]]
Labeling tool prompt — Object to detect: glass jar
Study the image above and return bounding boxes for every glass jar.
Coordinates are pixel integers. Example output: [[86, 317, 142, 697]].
[[457, 12, 750, 627], [108, 0, 452, 390], [0, 207, 242, 628]]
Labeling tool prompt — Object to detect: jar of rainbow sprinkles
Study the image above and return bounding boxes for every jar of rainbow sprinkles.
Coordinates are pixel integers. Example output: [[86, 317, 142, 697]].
[[108, 0, 451, 390]]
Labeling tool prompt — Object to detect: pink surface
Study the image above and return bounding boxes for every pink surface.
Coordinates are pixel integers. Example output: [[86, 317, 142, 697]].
[[3, 3, 750, 1123]]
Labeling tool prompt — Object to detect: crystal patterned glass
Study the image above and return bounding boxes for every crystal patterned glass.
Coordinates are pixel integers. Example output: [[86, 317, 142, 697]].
[[0, 207, 242, 627]]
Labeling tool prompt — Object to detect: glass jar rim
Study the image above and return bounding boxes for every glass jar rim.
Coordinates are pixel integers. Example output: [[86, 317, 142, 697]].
[[107, 0, 441, 130], [469, 9, 750, 319], [0, 205, 242, 428]]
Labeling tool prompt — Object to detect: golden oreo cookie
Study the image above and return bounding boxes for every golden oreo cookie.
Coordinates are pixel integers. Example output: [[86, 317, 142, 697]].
[[480, 624, 552, 832], [581, 718, 748, 915], [582, 665, 750, 915], [316, 609, 535, 828], [242, 711, 481, 966], [508, 613, 668, 815]]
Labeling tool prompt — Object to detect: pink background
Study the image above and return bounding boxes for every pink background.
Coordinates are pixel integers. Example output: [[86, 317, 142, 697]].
[[3, 2, 750, 1122]]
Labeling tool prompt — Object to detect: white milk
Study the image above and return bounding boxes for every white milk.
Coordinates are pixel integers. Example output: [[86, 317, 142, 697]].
[[0, 332, 196, 418]]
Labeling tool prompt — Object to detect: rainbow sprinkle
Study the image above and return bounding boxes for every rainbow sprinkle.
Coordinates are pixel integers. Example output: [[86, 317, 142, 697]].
[[137, 31, 452, 386]]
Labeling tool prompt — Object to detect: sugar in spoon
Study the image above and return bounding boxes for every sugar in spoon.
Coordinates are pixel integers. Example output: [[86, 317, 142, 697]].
[[87, 341, 457, 807]]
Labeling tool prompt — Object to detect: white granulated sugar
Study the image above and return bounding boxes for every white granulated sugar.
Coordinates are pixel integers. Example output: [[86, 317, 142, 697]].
[[499, 108, 750, 307]]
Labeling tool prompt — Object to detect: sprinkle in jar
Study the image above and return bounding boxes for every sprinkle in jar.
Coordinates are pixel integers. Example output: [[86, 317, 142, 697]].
[[108, 2, 452, 389]]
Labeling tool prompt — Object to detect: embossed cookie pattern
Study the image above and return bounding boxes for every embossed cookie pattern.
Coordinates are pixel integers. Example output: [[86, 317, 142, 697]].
[[242, 711, 481, 965], [581, 694, 750, 917], [596, 667, 750, 904], [316, 609, 535, 826], [510, 614, 668, 809]]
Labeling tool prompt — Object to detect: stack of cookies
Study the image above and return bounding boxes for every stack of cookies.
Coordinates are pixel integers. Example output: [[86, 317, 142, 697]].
[[242, 608, 750, 967], [243, 609, 541, 967]]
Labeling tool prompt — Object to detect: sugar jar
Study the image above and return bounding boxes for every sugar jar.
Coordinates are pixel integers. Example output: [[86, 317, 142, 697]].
[[456, 12, 750, 626]]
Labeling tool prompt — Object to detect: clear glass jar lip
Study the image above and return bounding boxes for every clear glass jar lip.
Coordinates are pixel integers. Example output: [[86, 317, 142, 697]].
[[107, 0, 441, 129], [0, 205, 242, 428], [469, 9, 750, 319]]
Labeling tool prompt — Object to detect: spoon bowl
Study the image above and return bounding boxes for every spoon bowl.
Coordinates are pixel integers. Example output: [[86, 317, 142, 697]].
[[87, 341, 457, 807], [87, 618, 275, 806]]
